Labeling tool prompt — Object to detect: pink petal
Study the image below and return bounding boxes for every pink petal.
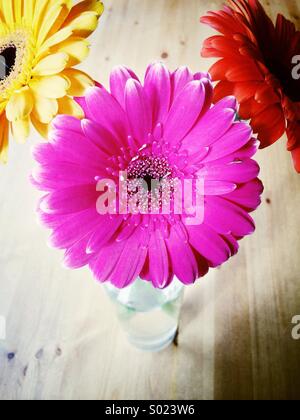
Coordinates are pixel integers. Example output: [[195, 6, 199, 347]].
[[166, 224, 198, 285], [81, 119, 122, 153], [75, 96, 90, 118], [171, 67, 193, 102], [125, 79, 152, 145], [225, 179, 264, 210], [32, 162, 97, 191], [209, 138, 260, 165], [110, 66, 139, 109], [89, 240, 128, 283], [181, 105, 236, 153], [187, 224, 231, 267], [85, 86, 128, 142], [144, 62, 171, 126], [32, 143, 58, 166], [213, 96, 237, 111], [109, 228, 148, 288], [52, 115, 82, 133], [148, 229, 170, 288], [87, 216, 124, 252], [49, 129, 108, 173], [204, 180, 237, 195], [164, 80, 206, 146], [41, 185, 97, 215], [194, 71, 212, 81], [37, 208, 69, 229], [236, 139, 260, 160], [194, 253, 210, 277], [74, 81, 103, 118], [90, 228, 147, 288], [204, 196, 255, 236], [199, 159, 260, 184], [64, 236, 91, 269], [116, 215, 141, 242], [223, 234, 239, 256], [49, 208, 101, 249], [202, 122, 253, 163], [199, 77, 214, 116]]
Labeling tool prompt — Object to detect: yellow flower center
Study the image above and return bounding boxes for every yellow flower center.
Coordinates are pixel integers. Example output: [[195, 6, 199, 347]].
[[0, 27, 34, 101]]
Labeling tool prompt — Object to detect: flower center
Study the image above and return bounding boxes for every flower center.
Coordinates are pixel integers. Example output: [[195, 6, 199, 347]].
[[0, 46, 17, 81], [127, 155, 173, 191], [263, 52, 300, 103], [0, 29, 34, 100], [126, 155, 175, 213]]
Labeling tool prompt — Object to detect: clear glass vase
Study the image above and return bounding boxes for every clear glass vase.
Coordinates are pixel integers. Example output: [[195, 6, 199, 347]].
[[104, 278, 184, 352]]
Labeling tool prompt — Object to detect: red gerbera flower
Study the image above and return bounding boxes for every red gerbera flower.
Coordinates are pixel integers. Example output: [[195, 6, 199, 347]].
[[201, 0, 300, 172]]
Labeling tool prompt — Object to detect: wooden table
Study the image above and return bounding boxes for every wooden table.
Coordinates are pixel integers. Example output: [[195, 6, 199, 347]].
[[0, 0, 300, 400]]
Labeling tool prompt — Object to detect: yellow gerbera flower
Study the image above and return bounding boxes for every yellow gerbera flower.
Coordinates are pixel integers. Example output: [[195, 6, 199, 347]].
[[0, 0, 104, 163]]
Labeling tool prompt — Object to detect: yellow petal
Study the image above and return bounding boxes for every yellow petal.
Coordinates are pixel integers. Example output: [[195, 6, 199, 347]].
[[31, 114, 50, 139], [58, 96, 84, 119], [52, 37, 90, 67], [23, 0, 35, 23], [6, 87, 33, 122], [13, 0, 22, 23], [32, 52, 69, 76], [11, 117, 30, 144], [32, 95, 58, 124], [65, 0, 104, 21], [32, 0, 50, 29], [37, 1, 71, 46], [38, 27, 73, 57], [63, 1, 104, 37], [0, 0, 14, 25], [30, 75, 70, 99], [0, 111, 9, 164], [64, 11, 99, 38], [63, 69, 94, 96], [33, 0, 70, 42]]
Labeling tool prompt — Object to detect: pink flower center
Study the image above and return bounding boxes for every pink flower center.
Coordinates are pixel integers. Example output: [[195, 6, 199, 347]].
[[127, 155, 173, 190], [126, 155, 176, 213]]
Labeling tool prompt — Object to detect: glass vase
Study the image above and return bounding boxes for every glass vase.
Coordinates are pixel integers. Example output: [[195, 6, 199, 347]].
[[104, 278, 184, 352]]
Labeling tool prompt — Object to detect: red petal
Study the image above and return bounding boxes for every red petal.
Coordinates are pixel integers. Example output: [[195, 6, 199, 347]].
[[286, 120, 300, 151], [203, 36, 242, 58], [255, 84, 281, 106], [239, 96, 268, 120], [251, 105, 286, 147], [234, 81, 262, 102], [213, 81, 235, 102], [200, 11, 246, 36], [210, 58, 263, 82]]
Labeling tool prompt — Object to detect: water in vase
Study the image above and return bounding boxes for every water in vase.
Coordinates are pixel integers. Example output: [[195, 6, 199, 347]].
[[105, 278, 184, 352]]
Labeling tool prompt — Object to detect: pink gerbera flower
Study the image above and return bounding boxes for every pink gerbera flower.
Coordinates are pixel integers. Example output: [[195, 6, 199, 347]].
[[32, 63, 263, 289]]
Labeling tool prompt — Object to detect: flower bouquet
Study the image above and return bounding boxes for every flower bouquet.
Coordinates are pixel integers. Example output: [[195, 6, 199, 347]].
[[5, 0, 300, 353]]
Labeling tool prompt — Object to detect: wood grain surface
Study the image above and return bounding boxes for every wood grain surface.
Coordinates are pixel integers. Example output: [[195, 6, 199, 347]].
[[0, 0, 300, 400]]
